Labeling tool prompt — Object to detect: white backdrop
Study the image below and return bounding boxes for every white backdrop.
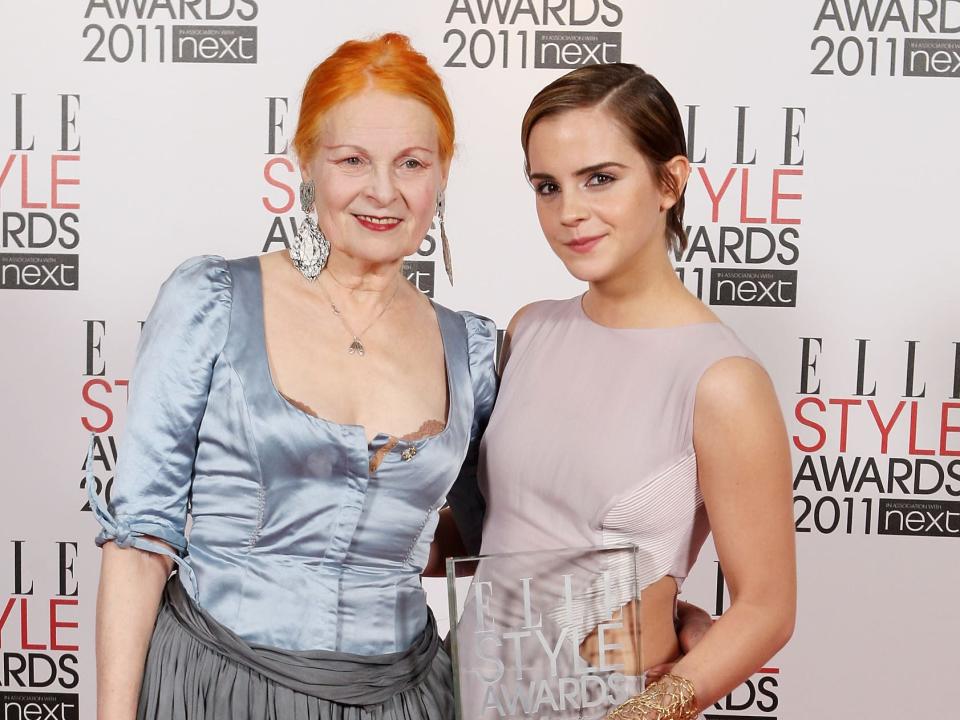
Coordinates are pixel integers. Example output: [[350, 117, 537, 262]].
[[1, 1, 958, 718]]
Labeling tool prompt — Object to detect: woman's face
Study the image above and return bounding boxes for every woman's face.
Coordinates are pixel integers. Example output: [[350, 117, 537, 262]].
[[526, 105, 683, 284], [303, 88, 447, 267]]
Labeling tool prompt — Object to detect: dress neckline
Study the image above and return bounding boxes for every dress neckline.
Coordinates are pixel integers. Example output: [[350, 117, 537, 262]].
[[249, 257, 455, 449], [574, 293, 724, 332]]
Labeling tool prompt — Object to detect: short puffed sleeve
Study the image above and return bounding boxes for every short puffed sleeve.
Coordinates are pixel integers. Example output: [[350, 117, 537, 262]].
[[446, 311, 498, 555], [89, 256, 231, 585]]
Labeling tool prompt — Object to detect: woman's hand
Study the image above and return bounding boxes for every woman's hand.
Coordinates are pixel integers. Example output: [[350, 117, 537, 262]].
[[676, 600, 714, 655], [645, 600, 714, 681]]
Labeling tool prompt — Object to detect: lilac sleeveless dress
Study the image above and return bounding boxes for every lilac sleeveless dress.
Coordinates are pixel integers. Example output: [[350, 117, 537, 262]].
[[479, 296, 757, 592]]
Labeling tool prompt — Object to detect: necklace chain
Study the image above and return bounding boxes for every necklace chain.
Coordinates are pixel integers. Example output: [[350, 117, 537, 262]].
[[316, 274, 401, 357]]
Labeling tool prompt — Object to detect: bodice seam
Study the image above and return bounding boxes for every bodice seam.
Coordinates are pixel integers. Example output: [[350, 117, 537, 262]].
[[401, 502, 443, 567]]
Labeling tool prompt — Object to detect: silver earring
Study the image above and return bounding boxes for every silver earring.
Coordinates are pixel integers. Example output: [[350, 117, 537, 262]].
[[437, 190, 453, 286], [290, 180, 329, 280]]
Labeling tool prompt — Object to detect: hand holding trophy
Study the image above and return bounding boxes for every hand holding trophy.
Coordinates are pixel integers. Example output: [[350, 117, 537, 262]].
[[447, 545, 651, 720]]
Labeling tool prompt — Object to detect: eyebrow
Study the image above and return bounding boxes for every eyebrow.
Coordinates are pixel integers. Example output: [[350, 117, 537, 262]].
[[323, 144, 436, 156], [528, 161, 627, 181]]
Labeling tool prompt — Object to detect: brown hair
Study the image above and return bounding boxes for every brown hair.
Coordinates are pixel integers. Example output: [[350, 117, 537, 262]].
[[293, 33, 455, 167], [521, 63, 689, 252]]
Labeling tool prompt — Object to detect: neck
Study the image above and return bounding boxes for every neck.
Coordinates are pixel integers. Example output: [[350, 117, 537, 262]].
[[320, 250, 404, 305], [584, 240, 685, 328]]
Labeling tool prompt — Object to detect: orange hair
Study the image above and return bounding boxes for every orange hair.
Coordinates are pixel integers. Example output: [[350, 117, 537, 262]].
[[293, 33, 455, 166]]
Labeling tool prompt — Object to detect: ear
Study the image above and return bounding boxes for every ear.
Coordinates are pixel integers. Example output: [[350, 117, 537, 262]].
[[659, 154, 691, 212], [299, 147, 318, 183], [439, 157, 451, 194]]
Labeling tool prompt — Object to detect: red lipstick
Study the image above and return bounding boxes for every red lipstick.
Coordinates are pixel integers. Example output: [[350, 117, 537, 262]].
[[355, 215, 401, 232]]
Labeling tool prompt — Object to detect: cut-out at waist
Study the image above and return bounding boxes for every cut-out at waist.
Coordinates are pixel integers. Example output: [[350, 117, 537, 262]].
[[579, 574, 680, 674]]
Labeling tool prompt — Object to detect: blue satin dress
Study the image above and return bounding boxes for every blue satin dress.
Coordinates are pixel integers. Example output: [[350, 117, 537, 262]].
[[90, 255, 496, 655]]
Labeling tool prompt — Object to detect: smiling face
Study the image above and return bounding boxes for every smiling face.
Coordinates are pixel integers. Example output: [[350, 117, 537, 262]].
[[526, 104, 682, 284], [303, 88, 447, 267]]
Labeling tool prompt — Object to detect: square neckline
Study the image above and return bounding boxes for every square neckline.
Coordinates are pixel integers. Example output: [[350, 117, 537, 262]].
[[251, 256, 455, 448]]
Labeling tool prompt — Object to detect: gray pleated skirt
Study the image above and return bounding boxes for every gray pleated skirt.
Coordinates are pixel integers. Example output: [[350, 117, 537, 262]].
[[137, 580, 454, 720]]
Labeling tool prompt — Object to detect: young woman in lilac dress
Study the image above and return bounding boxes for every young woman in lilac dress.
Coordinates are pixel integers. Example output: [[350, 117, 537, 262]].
[[477, 65, 797, 720]]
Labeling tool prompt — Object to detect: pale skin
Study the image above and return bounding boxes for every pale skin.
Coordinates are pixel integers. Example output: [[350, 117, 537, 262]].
[[95, 87, 452, 719], [514, 105, 796, 711]]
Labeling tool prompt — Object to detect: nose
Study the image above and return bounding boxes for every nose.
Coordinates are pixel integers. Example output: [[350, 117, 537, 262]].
[[366, 164, 398, 206], [560, 190, 589, 227]]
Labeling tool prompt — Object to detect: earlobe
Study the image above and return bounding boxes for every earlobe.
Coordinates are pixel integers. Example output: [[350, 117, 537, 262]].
[[439, 161, 451, 192]]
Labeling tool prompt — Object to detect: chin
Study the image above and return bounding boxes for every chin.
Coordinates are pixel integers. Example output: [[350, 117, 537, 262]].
[[344, 240, 417, 265], [558, 254, 613, 284]]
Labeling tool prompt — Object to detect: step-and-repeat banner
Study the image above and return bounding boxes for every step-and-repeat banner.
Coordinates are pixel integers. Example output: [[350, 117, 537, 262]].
[[1, 2, 957, 718]]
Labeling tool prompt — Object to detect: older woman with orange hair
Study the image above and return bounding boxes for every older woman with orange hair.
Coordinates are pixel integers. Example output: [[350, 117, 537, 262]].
[[89, 33, 495, 720]]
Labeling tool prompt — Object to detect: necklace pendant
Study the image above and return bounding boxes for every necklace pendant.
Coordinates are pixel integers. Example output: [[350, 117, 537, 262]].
[[348, 337, 365, 356]]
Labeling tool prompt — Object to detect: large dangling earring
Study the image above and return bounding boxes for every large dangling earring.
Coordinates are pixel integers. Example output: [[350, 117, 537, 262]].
[[437, 190, 453, 286], [290, 180, 330, 280]]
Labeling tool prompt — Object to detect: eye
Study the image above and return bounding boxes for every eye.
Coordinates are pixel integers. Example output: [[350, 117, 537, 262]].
[[401, 158, 425, 170], [339, 156, 363, 167], [534, 181, 559, 197], [586, 172, 615, 187]]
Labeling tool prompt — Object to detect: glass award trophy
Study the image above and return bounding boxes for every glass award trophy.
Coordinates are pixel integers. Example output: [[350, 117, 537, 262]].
[[446, 545, 645, 720]]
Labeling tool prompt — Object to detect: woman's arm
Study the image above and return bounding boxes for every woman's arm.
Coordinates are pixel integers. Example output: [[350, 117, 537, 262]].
[[91, 258, 230, 717], [95, 542, 172, 720], [666, 356, 797, 711]]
